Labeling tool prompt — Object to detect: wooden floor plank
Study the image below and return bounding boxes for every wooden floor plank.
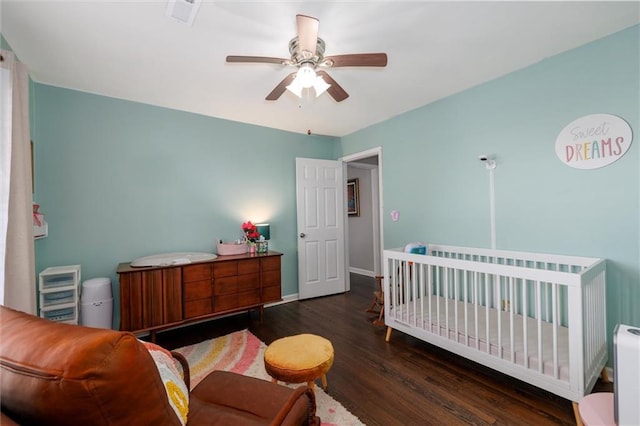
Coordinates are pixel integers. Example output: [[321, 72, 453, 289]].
[[154, 273, 612, 425]]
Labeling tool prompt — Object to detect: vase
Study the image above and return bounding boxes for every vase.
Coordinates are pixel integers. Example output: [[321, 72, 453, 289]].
[[256, 241, 268, 254], [249, 244, 256, 254]]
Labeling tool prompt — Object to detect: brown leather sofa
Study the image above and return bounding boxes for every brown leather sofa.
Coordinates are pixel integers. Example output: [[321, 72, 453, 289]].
[[0, 306, 319, 425]]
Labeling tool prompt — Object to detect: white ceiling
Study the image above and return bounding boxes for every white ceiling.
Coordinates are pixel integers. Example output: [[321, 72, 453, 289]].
[[1, 1, 638, 137]]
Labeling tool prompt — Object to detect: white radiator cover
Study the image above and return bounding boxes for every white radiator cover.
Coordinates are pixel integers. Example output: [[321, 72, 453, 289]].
[[614, 324, 640, 426]]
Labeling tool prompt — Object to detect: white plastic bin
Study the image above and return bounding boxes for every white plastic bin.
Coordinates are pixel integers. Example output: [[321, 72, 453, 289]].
[[80, 277, 113, 329]]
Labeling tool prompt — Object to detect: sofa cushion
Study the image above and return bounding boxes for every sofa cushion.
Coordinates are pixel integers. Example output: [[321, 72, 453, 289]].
[[0, 306, 181, 425]]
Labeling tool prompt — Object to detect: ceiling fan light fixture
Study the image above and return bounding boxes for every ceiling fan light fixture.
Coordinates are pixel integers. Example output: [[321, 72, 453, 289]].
[[295, 63, 317, 88], [285, 78, 304, 98], [227, 14, 387, 103], [313, 76, 331, 97]]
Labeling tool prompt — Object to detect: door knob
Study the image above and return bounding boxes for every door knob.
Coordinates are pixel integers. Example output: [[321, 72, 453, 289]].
[[299, 233, 306, 238]]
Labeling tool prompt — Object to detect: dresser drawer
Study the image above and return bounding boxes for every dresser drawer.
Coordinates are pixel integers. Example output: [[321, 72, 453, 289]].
[[214, 277, 237, 295], [213, 293, 237, 312], [41, 289, 76, 307], [238, 289, 261, 307], [183, 264, 211, 282], [214, 290, 260, 312], [42, 306, 77, 322], [262, 270, 281, 288], [184, 298, 212, 319], [261, 256, 281, 272], [238, 259, 259, 275], [237, 273, 259, 292], [262, 285, 281, 303], [183, 280, 212, 301], [213, 262, 237, 278], [213, 275, 262, 294]]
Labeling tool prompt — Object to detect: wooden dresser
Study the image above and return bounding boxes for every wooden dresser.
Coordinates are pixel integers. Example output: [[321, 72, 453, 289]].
[[117, 251, 282, 339]]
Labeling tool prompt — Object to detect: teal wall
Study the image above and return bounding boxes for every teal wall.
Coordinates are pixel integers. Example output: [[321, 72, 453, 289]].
[[341, 26, 640, 357], [1, 34, 10, 50], [31, 85, 338, 325]]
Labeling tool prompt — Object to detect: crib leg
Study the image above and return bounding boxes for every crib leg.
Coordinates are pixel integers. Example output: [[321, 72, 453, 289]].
[[572, 401, 584, 426], [600, 367, 611, 383], [385, 326, 393, 342]]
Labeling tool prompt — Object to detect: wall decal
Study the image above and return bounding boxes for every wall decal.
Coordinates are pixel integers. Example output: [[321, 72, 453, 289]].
[[555, 113, 633, 169]]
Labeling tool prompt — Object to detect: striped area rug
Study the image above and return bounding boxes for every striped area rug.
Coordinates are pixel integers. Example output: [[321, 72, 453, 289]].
[[174, 329, 364, 426]]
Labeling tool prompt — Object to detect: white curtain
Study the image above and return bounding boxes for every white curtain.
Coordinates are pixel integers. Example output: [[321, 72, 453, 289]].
[[0, 49, 36, 313]]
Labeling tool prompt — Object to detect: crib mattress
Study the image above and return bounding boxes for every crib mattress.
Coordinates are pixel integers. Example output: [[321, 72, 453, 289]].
[[388, 295, 570, 381]]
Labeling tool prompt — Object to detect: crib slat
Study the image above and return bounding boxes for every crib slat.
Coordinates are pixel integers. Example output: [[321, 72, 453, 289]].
[[552, 282, 559, 379], [428, 265, 433, 333], [485, 272, 490, 354], [454, 267, 459, 342], [393, 259, 399, 321], [444, 266, 450, 334], [586, 281, 592, 364], [436, 265, 441, 335], [464, 270, 469, 346], [509, 276, 515, 363], [536, 280, 543, 374], [546, 282, 551, 322], [419, 264, 425, 329], [522, 279, 529, 369], [474, 271, 480, 350], [497, 274, 503, 359], [405, 261, 411, 324], [411, 262, 417, 327]]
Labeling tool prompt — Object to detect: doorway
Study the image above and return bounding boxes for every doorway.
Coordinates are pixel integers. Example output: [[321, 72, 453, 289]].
[[341, 148, 383, 279]]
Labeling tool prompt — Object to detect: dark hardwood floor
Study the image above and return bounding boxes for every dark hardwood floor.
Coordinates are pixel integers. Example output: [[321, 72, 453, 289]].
[[153, 273, 612, 426]]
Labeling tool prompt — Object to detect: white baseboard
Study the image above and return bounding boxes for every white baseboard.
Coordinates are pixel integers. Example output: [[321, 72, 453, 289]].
[[349, 267, 375, 277], [265, 293, 298, 307]]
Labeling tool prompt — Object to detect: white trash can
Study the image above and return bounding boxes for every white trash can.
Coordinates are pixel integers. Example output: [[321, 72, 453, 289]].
[[80, 277, 113, 329]]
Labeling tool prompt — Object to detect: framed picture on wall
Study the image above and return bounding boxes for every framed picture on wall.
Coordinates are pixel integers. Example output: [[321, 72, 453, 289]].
[[347, 178, 360, 216]]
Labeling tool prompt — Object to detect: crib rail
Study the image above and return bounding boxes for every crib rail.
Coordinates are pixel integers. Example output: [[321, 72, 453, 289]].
[[383, 245, 607, 402]]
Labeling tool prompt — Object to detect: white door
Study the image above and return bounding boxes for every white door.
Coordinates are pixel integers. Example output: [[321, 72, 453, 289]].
[[296, 158, 346, 299]]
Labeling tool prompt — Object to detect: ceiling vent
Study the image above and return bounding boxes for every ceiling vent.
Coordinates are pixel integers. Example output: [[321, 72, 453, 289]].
[[165, 0, 202, 26]]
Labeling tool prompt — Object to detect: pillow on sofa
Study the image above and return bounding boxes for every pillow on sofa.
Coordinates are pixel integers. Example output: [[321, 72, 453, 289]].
[[140, 340, 189, 425], [0, 306, 182, 425]]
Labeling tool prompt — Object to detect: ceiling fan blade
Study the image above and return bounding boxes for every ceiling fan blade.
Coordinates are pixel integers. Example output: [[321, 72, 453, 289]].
[[226, 55, 287, 65], [265, 73, 297, 101], [323, 53, 388, 67], [316, 71, 349, 102], [296, 14, 319, 55]]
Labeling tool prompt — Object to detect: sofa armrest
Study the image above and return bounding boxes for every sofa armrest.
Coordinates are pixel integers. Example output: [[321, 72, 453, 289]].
[[0, 306, 181, 425], [187, 370, 319, 425]]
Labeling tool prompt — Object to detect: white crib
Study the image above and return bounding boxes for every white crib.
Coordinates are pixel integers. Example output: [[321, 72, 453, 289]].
[[383, 244, 607, 406]]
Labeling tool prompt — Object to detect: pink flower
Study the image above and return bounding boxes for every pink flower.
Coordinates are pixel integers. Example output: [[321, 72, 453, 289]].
[[242, 221, 259, 243]]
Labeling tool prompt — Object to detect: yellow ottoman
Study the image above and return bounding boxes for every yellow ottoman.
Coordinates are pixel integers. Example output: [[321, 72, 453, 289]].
[[264, 334, 334, 391]]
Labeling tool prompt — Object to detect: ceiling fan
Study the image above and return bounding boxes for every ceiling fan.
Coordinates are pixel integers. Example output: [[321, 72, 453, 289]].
[[226, 14, 388, 102]]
